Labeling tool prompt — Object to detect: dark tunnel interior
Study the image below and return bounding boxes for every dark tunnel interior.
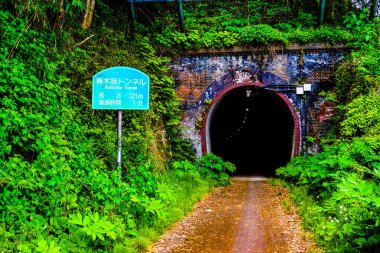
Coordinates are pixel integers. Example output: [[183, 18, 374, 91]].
[[210, 86, 294, 177]]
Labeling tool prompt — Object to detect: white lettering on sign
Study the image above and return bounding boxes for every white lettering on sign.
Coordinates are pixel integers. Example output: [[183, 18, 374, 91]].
[[96, 78, 103, 84], [131, 78, 147, 86], [111, 78, 120, 85], [103, 100, 118, 105], [132, 100, 144, 106], [92, 67, 150, 110], [98, 99, 123, 106], [95, 77, 147, 86], [104, 100, 113, 105], [105, 86, 123, 90], [124, 86, 137, 90], [129, 93, 144, 100]]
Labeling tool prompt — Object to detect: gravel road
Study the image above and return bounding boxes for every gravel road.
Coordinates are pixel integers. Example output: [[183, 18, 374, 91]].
[[145, 177, 323, 253]]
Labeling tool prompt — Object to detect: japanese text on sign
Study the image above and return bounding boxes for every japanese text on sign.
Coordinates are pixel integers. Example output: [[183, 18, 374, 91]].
[[92, 66, 150, 110]]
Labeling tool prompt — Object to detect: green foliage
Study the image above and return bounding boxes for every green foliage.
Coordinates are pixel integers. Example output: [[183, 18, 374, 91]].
[[0, 8, 233, 252], [172, 153, 236, 186], [288, 26, 351, 45], [197, 153, 236, 186], [277, 129, 380, 252], [340, 94, 380, 137], [124, 163, 217, 251], [68, 212, 120, 241], [0, 15, 231, 252], [283, 176, 380, 252], [277, 39, 380, 250], [239, 24, 289, 46], [343, 9, 380, 49], [311, 26, 355, 45], [278, 51, 380, 250], [277, 138, 380, 251], [335, 49, 380, 103], [147, 1, 356, 51], [202, 31, 239, 48], [293, 11, 318, 27], [35, 239, 61, 253], [221, 18, 249, 33], [3, 0, 85, 28], [155, 27, 190, 49], [2, 1, 380, 253], [153, 22, 354, 51]]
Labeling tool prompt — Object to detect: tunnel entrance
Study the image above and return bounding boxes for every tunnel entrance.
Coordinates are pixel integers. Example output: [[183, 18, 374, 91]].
[[209, 86, 294, 176]]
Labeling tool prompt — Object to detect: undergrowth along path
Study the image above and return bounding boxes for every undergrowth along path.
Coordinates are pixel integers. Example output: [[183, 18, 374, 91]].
[[146, 177, 322, 253]]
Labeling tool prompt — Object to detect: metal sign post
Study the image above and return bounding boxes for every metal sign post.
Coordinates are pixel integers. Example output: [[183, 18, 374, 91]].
[[117, 110, 122, 167], [92, 66, 150, 173]]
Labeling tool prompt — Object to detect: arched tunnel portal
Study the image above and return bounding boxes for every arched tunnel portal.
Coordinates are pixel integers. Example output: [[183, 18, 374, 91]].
[[204, 84, 297, 177]]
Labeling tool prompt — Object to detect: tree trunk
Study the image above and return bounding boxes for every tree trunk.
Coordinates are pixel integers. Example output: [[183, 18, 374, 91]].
[[82, 0, 96, 29], [54, 0, 65, 29], [369, 0, 378, 21]]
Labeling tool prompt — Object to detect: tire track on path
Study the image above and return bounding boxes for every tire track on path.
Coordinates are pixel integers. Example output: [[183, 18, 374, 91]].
[[146, 177, 322, 253], [232, 181, 266, 253]]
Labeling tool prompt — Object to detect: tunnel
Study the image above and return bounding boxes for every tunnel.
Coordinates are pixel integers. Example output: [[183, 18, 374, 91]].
[[209, 85, 294, 176]]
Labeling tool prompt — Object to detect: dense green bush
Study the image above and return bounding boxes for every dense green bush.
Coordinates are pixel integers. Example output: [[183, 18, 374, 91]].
[[239, 24, 289, 46], [335, 50, 380, 103], [277, 9, 380, 252], [0, 9, 235, 252], [147, 0, 356, 51], [277, 135, 380, 252], [340, 94, 380, 137], [153, 23, 354, 51], [278, 91, 380, 252]]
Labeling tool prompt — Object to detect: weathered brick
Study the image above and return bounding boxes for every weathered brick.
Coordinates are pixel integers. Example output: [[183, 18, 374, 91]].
[[170, 47, 346, 157]]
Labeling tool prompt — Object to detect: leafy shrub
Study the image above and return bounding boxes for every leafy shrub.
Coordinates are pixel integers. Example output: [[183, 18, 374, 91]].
[[311, 26, 354, 45], [335, 49, 380, 103], [263, 5, 292, 23], [172, 153, 235, 186], [277, 18, 380, 248], [200, 30, 239, 48], [294, 11, 317, 27], [274, 22, 294, 33], [277, 135, 380, 252], [239, 24, 289, 46], [343, 9, 380, 49], [0, 10, 211, 252], [286, 28, 313, 44], [155, 27, 190, 49], [197, 153, 236, 185], [340, 94, 380, 137], [221, 18, 248, 33]]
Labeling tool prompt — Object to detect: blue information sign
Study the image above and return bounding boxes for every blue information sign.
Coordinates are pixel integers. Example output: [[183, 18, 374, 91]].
[[92, 66, 150, 110]]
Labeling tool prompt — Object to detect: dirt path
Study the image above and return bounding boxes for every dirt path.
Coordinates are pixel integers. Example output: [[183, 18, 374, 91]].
[[145, 177, 322, 253]]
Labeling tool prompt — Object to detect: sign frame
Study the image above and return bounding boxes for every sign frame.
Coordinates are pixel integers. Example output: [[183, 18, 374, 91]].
[[92, 66, 150, 110]]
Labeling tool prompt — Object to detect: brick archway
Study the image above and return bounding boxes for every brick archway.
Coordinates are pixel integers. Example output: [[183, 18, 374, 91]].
[[200, 81, 301, 159]]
